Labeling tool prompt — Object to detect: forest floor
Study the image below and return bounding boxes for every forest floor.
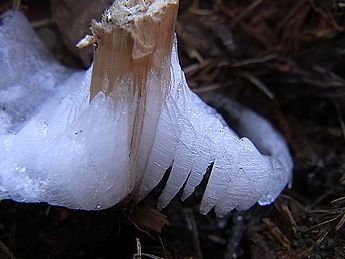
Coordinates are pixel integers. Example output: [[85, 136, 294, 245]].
[[0, 0, 345, 258]]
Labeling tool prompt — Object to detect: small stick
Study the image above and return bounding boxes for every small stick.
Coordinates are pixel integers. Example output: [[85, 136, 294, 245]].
[[224, 212, 247, 259], [11, 0, 20, 10], [88, 0, 179, 189], [335, 102, 345, 140], [0, 240, 15, 259], [239, 71, 275, 100], [184, 209, 203, 259], [231, 0, 264, 27]]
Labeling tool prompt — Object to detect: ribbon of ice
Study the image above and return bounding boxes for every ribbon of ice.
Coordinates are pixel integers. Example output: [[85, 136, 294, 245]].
[[0, 0, 292, 216]]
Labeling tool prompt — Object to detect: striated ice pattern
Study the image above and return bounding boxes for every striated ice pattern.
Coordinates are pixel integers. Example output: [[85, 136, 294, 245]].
[[0, 11, 293, 216]]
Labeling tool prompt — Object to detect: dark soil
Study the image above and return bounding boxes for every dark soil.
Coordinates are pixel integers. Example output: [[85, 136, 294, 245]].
[[1, 0, 345, 258]]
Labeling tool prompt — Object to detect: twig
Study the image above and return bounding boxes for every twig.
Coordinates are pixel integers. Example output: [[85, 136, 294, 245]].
[[189, 7, 216, 16], [335, 212, 345, 231], [224, 212, 247, 259], [193, 83, 222, 93], [133, 238, 164, 259], [275, 0, 307, 33], [305, 213, 343, 232], [157, 235, 167, 259], [280, 195, 308, 212], [124, 214, 157, 242], [30, 19, 54, 29], [262, 218, 291, 249], [136, 238, 142, 258], [229, 54, 277, 68], [239, 71, 275, 100], [331, 196, 345, 204], [184, 209, 203, 259], [11, 0, 20, 10], [281, 202, 297, 235], [0, 240, 15, 259], [231, 0, 264, 27], [335, 102, 345, 140], [44, 205, 51, 216]]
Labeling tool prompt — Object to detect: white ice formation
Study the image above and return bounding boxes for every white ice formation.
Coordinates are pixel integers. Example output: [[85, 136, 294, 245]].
[[0, 10, 293, 216]]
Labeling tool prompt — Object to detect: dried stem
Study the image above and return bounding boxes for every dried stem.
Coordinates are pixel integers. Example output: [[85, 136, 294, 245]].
[[89, 0, 179, 187], [90, 0, 179, 99]]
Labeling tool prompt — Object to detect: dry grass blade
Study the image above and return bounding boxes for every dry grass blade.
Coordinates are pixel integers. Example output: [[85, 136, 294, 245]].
[[335, 102, 345, 140], [306, 213, 343, 232], [184, 209, 203, 259], [239, 72, 275, 100], [133, 238, 164, 259], [306, 194, 345, 243], [331, 196, 345, 204], [262, 218, 291, 249], [230, 0, 264, 27], [11, 0, 20, 10], [335, 212, 345, 231], [0, 240, 16, 259]]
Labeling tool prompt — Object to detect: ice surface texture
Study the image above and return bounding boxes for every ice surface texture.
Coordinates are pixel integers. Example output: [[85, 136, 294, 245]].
[[0, 11, 292, 215]]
